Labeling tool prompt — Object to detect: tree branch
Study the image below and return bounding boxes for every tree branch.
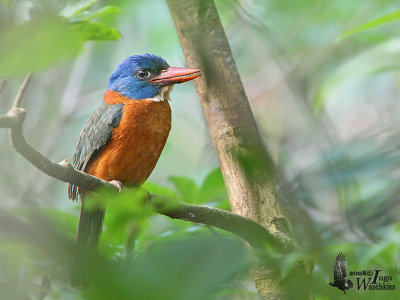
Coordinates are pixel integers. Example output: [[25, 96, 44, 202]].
[[156, 200, 286, 249], [13, 72, 32, 108], [6, 107, 118, 193], [0, 112, 18, 128], [0, 84, 281, 250]]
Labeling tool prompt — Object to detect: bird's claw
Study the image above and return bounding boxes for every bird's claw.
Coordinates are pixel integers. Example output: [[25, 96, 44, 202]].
[[109, 180, 123, 192]]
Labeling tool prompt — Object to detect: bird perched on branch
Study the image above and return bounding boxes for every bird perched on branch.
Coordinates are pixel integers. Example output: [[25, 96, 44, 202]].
[[329, 252, 353, 295], [68, 54, 200, 249]]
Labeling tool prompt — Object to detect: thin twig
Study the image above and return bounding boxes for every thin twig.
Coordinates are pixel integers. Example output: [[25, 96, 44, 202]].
[[13, 72, 32, 108], [0, 78, 6, 94]]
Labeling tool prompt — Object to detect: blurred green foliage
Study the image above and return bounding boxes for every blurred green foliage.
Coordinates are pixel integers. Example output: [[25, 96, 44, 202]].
[[0, 15, 82, 76], [167, 168, 229, 207], [0, 0, 400, 299], [0, 0, 121, 76], [0, 207, 250, 300]]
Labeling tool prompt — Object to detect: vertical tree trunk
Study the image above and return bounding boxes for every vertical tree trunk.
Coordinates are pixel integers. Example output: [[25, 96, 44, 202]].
[[166, 1, 313, 299]]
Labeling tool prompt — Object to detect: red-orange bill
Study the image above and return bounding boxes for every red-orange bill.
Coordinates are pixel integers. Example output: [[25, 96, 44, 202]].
[[150, 67, 201, 84]]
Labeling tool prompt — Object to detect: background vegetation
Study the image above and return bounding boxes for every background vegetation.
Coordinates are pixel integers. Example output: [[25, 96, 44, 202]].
[[0, 0, 399, 299]]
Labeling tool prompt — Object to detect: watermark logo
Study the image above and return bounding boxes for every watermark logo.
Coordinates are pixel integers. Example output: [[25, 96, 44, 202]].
[[349, 269, 396, 291], [329, 252, 397, 294]]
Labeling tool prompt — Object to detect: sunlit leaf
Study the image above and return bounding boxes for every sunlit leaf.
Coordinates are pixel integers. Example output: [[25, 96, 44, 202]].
[[71, 21, 122, 41], [59, 0, 97, 18], [73, 5, 121, 21], [341, 10, 400, 39]]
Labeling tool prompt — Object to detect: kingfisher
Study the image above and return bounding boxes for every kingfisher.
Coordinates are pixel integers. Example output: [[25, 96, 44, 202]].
[[67, 54, 200, 248]]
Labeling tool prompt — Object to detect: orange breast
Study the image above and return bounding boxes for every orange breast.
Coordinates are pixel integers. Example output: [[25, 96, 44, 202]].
[[85, 92, 171, 186]]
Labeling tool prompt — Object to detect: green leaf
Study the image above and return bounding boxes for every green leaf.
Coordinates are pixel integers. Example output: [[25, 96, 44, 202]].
[[198, 168, 228, 204], [169, 176, 199, 204], [341, 10, 400, 39], [214, 199, 231, 210], [71, 21, 122, 41], [142, 181, 177, 199], [98, 189, 151, 257], [74, 6, 121, 22], [0, 15, 82, 76]]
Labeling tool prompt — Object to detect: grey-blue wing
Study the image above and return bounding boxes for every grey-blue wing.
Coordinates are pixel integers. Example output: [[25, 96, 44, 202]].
[[68, 103, 123, 200]]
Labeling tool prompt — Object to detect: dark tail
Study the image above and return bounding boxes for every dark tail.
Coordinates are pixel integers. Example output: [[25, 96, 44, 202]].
[[72, 201, 105, 286], [68, 182, 105, 247], [76, 204, 105, 249]]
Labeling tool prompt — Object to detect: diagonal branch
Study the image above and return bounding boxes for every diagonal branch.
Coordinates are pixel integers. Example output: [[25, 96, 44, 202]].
[[0, 78, 6, 94], [157, 200, 287, 249], [7, 107, 118, 193], [0, 85, 283, 250]]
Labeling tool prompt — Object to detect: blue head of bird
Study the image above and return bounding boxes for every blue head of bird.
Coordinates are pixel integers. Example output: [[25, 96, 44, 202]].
[[107, 54, 200, 101]]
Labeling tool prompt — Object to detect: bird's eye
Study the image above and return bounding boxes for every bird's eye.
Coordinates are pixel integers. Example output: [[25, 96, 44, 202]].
[[136, 68, 150, 79]]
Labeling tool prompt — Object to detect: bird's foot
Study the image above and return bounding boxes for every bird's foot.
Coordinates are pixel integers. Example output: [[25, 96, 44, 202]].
[[109, 180, 123, 192]]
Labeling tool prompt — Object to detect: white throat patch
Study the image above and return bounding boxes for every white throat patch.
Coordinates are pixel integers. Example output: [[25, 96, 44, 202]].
[[149, 85, 174, 102]]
